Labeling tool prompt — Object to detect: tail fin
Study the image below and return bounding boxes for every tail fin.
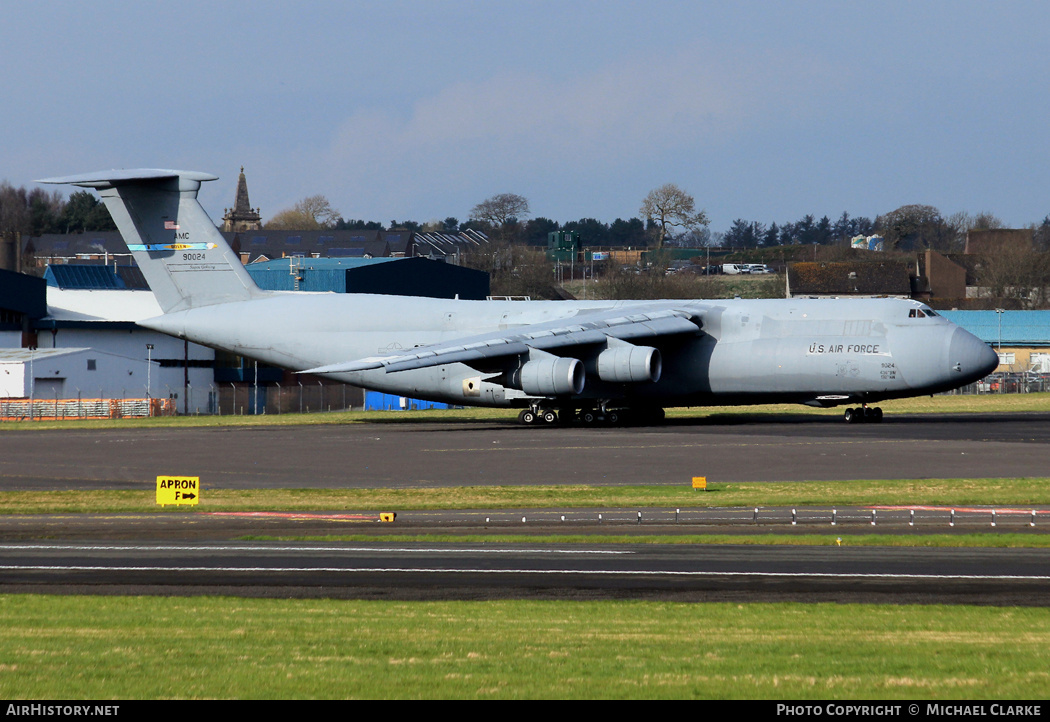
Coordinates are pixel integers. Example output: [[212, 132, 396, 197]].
[[38, 169, 262, 313]]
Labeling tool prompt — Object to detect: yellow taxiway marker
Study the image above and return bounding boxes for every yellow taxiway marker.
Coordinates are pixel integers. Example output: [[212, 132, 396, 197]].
[[156, 476, 200, 507]]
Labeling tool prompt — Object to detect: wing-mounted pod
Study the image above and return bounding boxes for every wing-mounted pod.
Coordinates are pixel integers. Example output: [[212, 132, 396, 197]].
[[509, 348, 585, 396], [591, 337, 662, 383]]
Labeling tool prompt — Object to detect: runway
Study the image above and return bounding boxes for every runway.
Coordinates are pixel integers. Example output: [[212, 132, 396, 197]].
[[2, 412, 1048, 603], [2, 541, 1049, 605], [2, 411, 1050, 490]]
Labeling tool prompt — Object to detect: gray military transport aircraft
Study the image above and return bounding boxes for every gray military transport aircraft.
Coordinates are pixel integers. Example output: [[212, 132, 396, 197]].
[[39, 169, 999, 425]]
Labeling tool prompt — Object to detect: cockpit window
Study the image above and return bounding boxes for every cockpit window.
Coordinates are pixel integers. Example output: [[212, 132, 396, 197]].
[[908, 307, 936, 319], [924, 308, 939, 317]]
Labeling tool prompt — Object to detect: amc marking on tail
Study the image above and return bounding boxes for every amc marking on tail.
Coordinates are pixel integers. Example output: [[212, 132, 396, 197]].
[[156, 476, 199, 506]]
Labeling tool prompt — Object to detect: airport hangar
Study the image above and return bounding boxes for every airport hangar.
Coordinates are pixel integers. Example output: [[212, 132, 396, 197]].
[[0, 256, 489, 415]]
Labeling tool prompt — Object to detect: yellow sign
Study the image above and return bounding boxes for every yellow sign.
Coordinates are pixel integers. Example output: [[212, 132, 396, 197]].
[[156, 476, 200, 506], [692, 476, 707, 490], [380, 512, 396, 522]]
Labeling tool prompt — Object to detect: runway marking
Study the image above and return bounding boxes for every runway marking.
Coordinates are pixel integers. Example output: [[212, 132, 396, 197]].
[[0, 544, 629, 555], [1, 565, 1048, 581], [205, 512, 379, 521], [874, 506, 1049, 515], [420, 439, 921, 453]]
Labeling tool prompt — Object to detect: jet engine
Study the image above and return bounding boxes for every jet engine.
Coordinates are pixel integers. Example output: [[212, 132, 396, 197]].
[[515, 355, 585, 396], [594, 343, 662, 383]]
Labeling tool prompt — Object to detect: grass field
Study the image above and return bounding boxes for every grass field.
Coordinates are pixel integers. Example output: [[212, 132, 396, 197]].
[[2, 478, 1049, 515], [2, 475, 1049, 699], [1, 596, 1047, 699], [3, 396, 1049, 699]]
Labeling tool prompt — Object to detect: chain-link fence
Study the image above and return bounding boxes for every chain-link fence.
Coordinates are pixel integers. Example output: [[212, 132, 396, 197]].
[[212, 383, 365, 416], [944, 373, 1050, 395], [1, 383, 367, 420], [0, 398, 175, 420]]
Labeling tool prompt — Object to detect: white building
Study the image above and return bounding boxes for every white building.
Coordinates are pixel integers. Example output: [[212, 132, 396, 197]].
[[0, 347, 153, 400], [0, 286, 218, 413]]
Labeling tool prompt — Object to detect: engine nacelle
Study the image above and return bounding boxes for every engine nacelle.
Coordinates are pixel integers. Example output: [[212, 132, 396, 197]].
[[517, 356, 585, 396], [595, 344, 661, 383]]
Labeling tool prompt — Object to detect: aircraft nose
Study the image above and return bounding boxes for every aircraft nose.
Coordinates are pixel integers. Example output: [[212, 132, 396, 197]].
[[948, 327, 999, 383]]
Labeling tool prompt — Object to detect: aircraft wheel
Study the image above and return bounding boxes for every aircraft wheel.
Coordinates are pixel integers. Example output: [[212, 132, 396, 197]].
[[542, 410, 558, 424], [519, 409, 537, 425], [581, 410, 598, 426], [844, 408, 856, 424], [872, 407, 883, 422], [606, 410, 621, 426]]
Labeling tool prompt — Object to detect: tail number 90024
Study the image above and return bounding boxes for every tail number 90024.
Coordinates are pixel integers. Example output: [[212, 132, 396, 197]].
[[182, 253, 206, 260]]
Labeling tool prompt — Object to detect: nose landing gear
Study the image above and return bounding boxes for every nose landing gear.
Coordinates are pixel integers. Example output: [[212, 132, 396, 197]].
[[844, 404, 883, 424]]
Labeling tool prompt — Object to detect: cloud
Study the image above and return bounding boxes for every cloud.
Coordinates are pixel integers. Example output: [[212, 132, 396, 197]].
[[344, 47, 829, 151], [332, 48, 785, 165], [309, 43, 844, 221]]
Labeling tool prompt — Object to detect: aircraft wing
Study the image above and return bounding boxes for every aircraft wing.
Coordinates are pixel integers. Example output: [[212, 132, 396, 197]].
[[302, 305, 703, 375]]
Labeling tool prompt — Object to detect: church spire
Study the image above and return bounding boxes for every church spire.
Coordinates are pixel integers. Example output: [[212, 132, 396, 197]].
[[222, 166, 262, 232]]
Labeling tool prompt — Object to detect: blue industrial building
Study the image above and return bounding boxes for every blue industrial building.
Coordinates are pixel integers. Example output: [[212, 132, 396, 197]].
[[939, 310, 1050, 347], [245, 256, 490, 299], [44, 264, 148, 291], [364, 391, 450, 411]]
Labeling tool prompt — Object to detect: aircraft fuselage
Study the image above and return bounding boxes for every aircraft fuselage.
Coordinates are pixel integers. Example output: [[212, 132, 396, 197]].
[[140, 292, 996, 410]]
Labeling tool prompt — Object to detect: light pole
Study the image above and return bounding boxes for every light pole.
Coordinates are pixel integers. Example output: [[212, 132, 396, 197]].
[[146, 344, 154, 400], [28, 345, 36, 421], [995, 309, 1005, 393]]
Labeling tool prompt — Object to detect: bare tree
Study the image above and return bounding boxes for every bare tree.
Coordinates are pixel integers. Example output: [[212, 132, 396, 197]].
[[0, 182, 34, 236], [0, 183, 72, 235], [469, 193, 530, 242], [947, 211, 1005, 252], [265, 195, 340, 230], [639, 183, 709, 249], [974, 244, 1050, 308], [460, 240, 559, 298], [876, 204, 955, 252]]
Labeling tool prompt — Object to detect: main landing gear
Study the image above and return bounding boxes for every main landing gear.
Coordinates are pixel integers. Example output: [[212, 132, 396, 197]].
[[578, 406, 665, 427], [518, 407, 560, 425], [517, 404, 666, 426], [843, 405, 883, 424]]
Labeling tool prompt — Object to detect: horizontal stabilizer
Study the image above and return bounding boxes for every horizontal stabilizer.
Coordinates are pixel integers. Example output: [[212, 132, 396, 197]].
[[37, 169, 218, 189]]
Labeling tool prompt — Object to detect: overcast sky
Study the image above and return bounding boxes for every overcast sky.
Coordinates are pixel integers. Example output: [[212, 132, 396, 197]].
[[4, 1, 1049, 232]]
